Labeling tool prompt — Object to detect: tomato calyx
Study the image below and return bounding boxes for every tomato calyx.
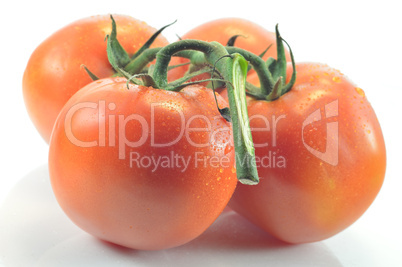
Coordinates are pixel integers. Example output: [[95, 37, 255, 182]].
[[106, 16, 179, 80], [81, 64, 100, 81], [119, 25, 296, 102], [226, 35, 246, 47], [80, 15, 174, 82], [264, 25, 296, 100], [98, 16, 296, 103], [226, 25, 296, 101], [104, 16, 216, 90]]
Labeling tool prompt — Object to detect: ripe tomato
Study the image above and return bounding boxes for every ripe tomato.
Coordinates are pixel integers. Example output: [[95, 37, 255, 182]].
[[48, 77, 237, 250], [23, 15, 169, 143], [168, 18, 290, 84], [228, 63, 386, 243]]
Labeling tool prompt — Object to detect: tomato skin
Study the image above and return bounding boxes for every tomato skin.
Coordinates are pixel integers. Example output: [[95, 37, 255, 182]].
[[48, 77, 236, 250], [168, 17, 290, 83], [228, 63, 386, 243], [23, 15, 169, 143]]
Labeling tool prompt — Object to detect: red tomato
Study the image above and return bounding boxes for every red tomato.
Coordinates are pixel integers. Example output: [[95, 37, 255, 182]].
[[228, 63, 386, 243], [48, 77, 237, 250], [23, 15, 169, 143], [168, 18, 290, 84]]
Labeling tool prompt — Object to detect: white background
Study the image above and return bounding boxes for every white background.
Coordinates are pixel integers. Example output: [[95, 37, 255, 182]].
[[1, 0, 401, 266]]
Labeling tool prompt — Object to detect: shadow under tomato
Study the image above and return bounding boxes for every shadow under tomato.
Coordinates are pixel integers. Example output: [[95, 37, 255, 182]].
[[98, 209, 343, 267], [0, 165, 343, 267]]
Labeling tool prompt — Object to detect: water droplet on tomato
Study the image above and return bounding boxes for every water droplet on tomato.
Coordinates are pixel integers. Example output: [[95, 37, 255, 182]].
[[224, 145, 233, 154], [355, 87, 365, 97]]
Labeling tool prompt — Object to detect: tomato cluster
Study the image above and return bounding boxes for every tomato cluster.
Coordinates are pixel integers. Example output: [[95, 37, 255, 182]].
[[23, 15, 386, 250]]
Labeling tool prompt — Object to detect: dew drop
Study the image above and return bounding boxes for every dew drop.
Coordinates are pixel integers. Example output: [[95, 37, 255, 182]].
[[224, 145, 233, 154], [355, 87, 365, 97]]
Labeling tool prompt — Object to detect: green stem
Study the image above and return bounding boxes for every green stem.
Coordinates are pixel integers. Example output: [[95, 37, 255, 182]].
[[227, 54, 259, 185], [124, 47, 161, 74], [124, 48, 207, 78], [152, 40, 216, 88], [167, 66, 214, 89], [152, 40, 259, 185], [226, 46, 275, 97]]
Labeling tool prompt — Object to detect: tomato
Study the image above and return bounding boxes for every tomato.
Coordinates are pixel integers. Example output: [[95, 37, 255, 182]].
[[48, 77, 237, 250], [23, 15, 169, 143], [228, 62, 386, 243], [168, 18, 290, 84]]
